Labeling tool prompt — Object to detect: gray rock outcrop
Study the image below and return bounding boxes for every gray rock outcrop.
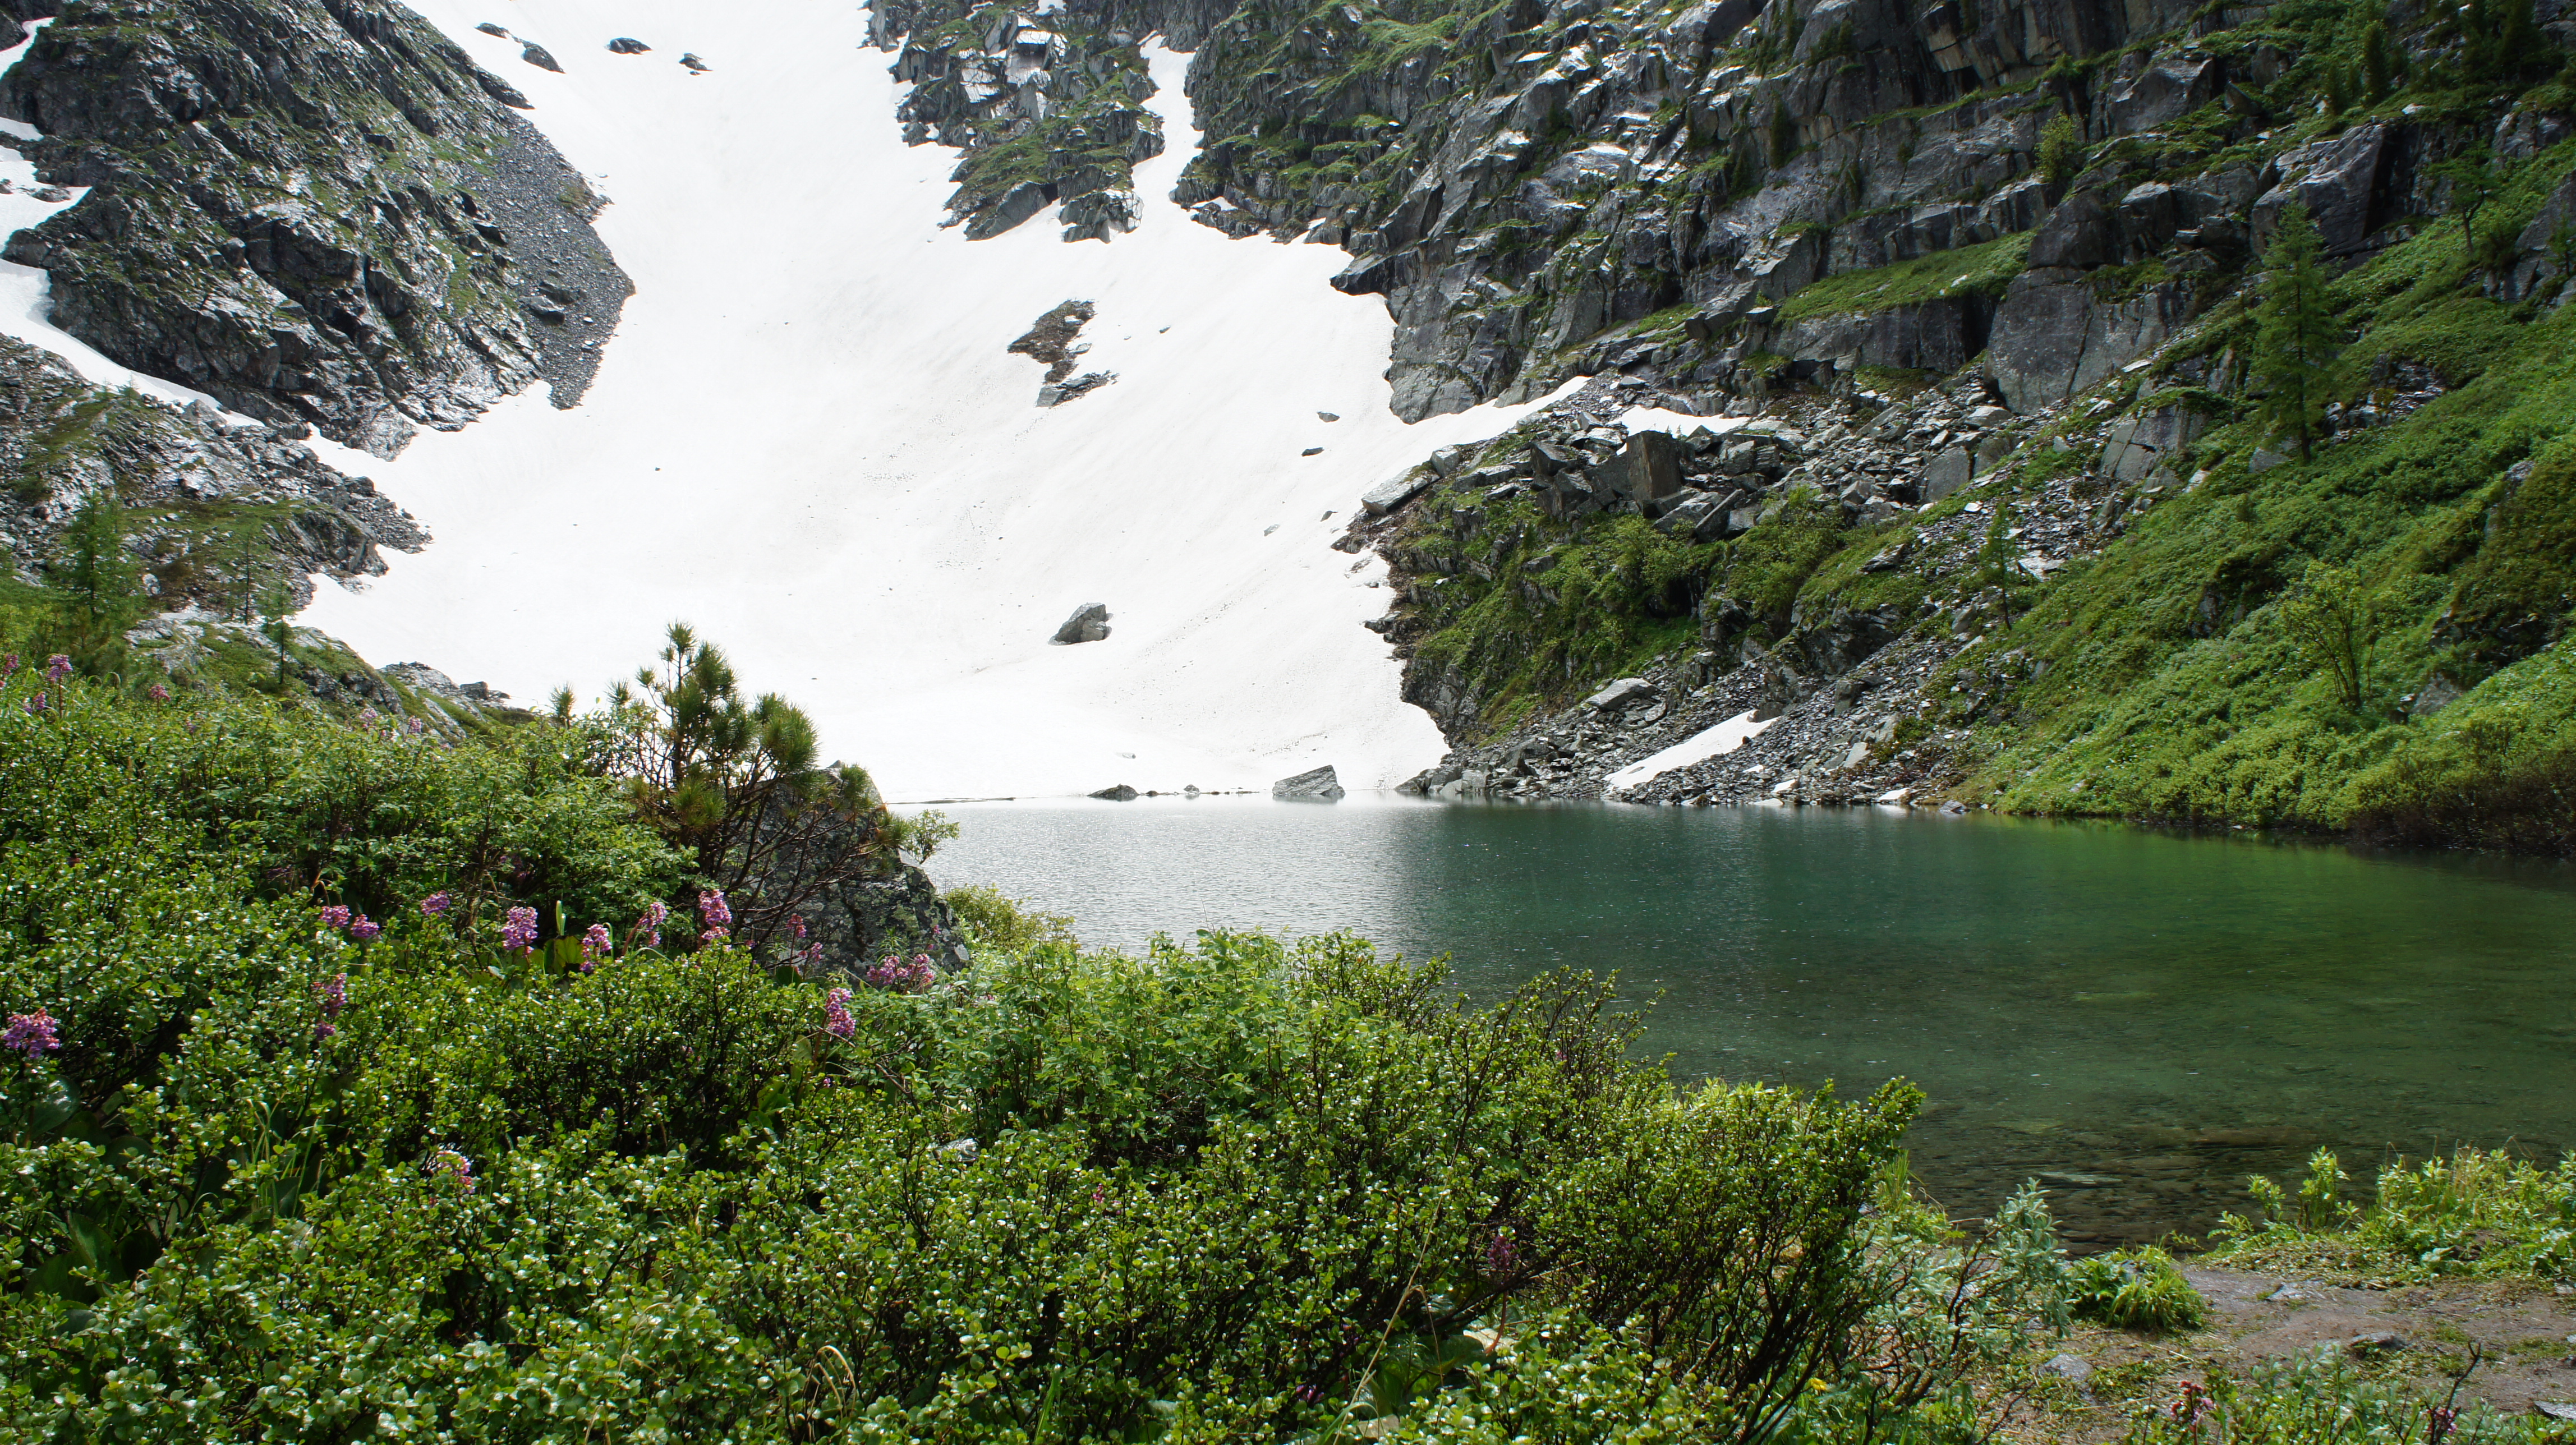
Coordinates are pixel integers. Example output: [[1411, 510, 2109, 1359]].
[[1052, 602, 1112, 644], [1271, 765, 1345, 800], [0, 0, 631, 455]]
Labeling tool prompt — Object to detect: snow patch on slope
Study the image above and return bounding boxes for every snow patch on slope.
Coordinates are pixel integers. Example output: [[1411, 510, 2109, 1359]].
[[1603, 710, 1774, 794], [298, 1, 1557, 800]]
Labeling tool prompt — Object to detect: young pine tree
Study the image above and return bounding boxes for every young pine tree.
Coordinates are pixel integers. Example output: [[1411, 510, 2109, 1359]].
[[2253, 204, 2342, 461], [56, 489, 145, 675], [2362, 22, 2391, 102]]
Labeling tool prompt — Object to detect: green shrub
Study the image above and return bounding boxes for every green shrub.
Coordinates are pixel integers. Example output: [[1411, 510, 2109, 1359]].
[[2212, 1147, 2576, 1282], [2118, 1346, 2556, 1445], [2068, 1246, 2207, 1333], [943, 882, 1077, 955]]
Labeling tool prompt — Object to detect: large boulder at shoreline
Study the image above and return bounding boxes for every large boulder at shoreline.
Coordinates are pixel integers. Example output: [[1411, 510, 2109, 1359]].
[[1272, 765, 1345, 800]]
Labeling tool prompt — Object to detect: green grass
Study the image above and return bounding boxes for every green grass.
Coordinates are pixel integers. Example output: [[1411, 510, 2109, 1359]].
[[1777, 232, 2034, 324]]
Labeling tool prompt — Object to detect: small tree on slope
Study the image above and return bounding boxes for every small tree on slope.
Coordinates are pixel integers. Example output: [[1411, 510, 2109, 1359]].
[[2253, 203, 2342, 462]]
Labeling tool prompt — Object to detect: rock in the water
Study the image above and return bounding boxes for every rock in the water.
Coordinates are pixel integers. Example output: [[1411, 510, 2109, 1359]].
[[607, 37, 651, 54], [520, 43, 562, 72], [1089, 784, 1138, 800], [1272, 765, 1345, 800], [1052, 602, 1112, 645], [679, 52, 710, 72]]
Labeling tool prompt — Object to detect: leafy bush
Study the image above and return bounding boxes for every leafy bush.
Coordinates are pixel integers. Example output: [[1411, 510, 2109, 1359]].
[[2068, 1246, 2207, 1333], [2119, 1346, 2558, 1445], [2, 669, 2014, 1440], [944, 882, 1077, 955], [2213, 1147, 2576, 1282]]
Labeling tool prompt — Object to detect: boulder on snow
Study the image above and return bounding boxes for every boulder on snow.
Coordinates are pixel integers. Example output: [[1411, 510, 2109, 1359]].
[[1089, 784, 1139, 800], [1272, 765, 1345, 800], [475, 22, 509, 36], [520, 42, 562, 71], [1051, 602, 1112, 645], [607, 37, 651, 53], [1361, 468, 1437, 516]]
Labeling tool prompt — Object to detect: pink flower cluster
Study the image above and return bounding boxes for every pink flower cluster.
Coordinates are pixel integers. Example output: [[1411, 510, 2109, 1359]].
[[3, 1007, 61, 1058], [319, 906, 378, 942], [579, 923, 612, 972], [501, 905, 540, 952], [422, 1148, 476, 1195], [697, 889, 732, 945], [865, 954, 938, 994], [636, 900, 667, 948], [314, 974, 347, 1041], [418, 891, 452, 918], [44, 655, 70, 683], [824, 987, 855, 1039]]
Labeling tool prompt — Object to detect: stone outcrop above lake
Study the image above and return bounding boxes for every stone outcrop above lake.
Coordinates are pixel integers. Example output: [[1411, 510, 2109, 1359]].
[[1272, 764, 1344, 800], [0, 0, 631, 456]]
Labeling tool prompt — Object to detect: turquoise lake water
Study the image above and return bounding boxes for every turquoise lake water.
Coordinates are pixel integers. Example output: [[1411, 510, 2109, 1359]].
[[924, 795, 2576, 1243]]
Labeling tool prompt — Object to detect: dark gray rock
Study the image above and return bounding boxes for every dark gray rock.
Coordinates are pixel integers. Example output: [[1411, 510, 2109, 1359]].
[[679, 53, 710, 72], [607, 37, 651, 54], [520, 42, 561, 72], [1921, 448, 1976, 501], [1584, 677, 1657, 711], [0, 0, 630, 455], [1089, 783, 1139, 800], [1272, 765, 1345, 800], [2254, 123, 2396, 258], [1051, 602, 1112, 645]]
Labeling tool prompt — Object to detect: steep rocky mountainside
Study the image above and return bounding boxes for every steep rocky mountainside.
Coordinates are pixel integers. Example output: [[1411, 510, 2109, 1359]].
[[0, 0, 628, 455], [861, 0, 2576, 846]]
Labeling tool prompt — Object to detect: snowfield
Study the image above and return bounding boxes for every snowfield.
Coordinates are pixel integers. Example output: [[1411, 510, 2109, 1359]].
[[268, 1, 1565, 799]]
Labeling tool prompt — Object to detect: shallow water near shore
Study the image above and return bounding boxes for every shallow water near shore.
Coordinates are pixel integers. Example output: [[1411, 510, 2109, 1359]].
[[926, 795, 2576, 1244]]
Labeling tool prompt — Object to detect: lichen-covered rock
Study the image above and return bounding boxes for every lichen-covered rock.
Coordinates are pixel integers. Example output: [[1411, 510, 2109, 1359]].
[[0, 0, 631, 455]]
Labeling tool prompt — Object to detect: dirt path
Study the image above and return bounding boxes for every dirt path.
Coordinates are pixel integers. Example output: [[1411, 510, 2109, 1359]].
[[2008, 1267, 2576, 1441]]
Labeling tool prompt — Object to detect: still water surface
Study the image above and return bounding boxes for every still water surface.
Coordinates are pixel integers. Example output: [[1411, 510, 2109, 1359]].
[[927, 795, 2576, 1243]]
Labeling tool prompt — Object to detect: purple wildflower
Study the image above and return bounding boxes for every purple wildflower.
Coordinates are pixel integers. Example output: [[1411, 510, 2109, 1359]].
[[1485, 1226, 1520, 1277], [406, 716, 425, 735], [500, 905, 540, 952], [800, 941, 825, 970], [789, 914, 807, 942], [864, 953, 937, 995], [636, 900, 667, 948], [824, 987, 855, 1039], [314, 974, 347, 1017], [1, 654, 15, 677], [348, 915, 380, 942], [580, 922, 611, 972], [2, 1008, 62, 1058], [422, 1148, 476, 1195], [44, 655, 71, 683], [24, 693, 45, 715], [418, 891, 452, 918], [357, 707, 379, 725], [697, 889, 732, 944], [145, 683, 169, 701], [319, 905, 352, 931], [2429, 1408, 2457, 1445], [314, 1020, 338, 1042]]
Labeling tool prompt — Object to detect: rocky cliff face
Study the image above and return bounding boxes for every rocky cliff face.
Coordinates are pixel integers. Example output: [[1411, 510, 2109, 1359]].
[[0, 0, 629, 456], [0, 332, 422, 611]]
